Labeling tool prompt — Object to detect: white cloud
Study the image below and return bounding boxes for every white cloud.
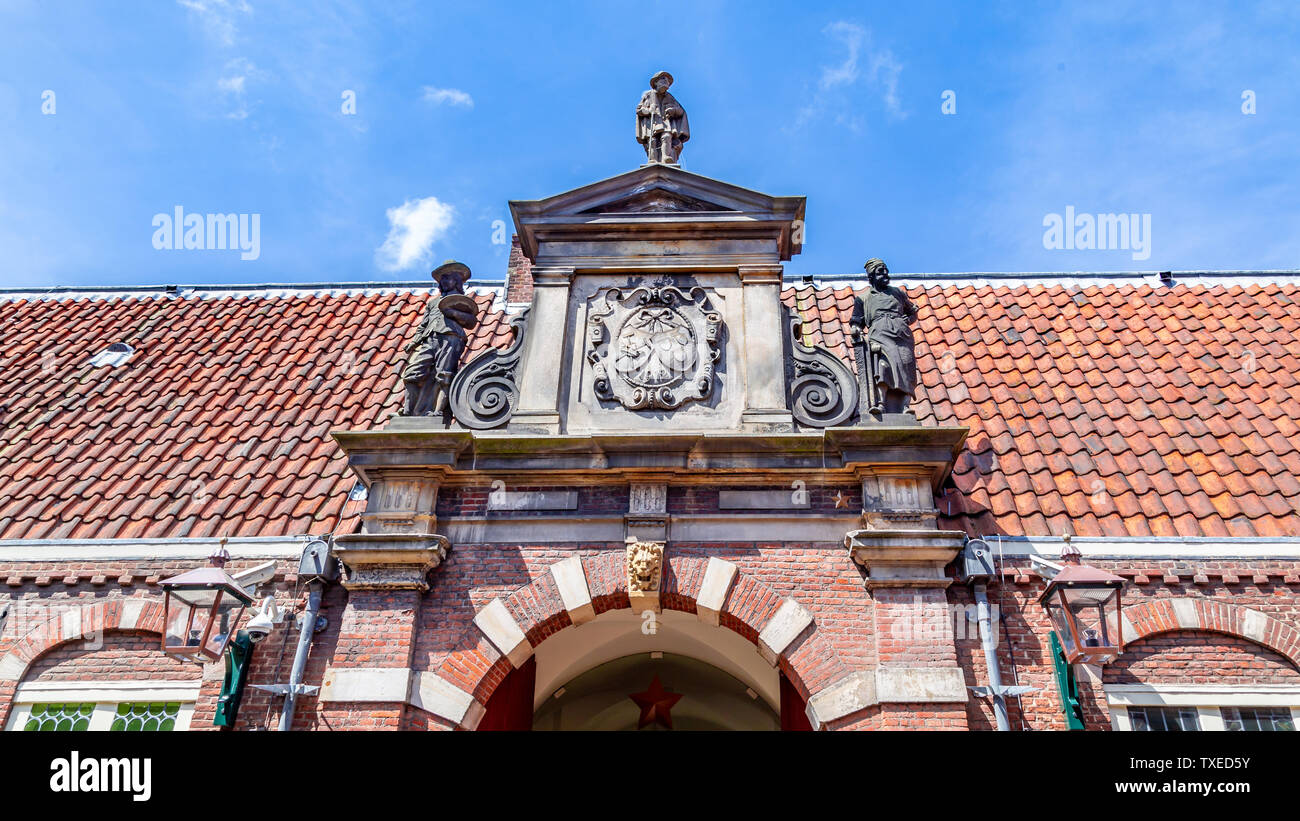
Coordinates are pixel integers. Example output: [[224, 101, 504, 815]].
[[422, 86, 474, 108], [820, 22, 865, 89], [798, 21, 907, 128], [375, 196, 455, 272], [868, 50, 904, 117], [217, 57, 264, 120], [177, 0, 252, 47]]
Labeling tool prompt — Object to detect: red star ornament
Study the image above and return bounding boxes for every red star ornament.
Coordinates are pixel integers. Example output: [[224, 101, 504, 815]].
[[628, 674, 683, 729]]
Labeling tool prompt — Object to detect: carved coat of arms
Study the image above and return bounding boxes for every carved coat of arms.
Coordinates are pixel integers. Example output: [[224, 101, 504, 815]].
[[587, 283, 721, 411]]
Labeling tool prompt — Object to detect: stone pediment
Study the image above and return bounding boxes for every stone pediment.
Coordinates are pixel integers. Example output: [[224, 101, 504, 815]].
[[579, 188, 730, 214], [509, 164, 806, 262]]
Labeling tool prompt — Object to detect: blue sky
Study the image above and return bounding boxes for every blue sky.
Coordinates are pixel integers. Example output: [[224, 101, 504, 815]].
[[1, 0, 1297, 287]]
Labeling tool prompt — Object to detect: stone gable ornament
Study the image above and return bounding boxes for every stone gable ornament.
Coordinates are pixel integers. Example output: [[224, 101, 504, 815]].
[[636, 71, 690, 165], [851, 258, 918, 418], [399, 261, 479, 421], [587, 282, 721, 411]]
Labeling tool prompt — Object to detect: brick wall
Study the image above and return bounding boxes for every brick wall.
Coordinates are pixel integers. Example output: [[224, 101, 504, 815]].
[[0, 557, 337, 732], [4, 547, 1300, 731], [1105, 633, 1300, 686], [504, 235, 533, 305], [950, 557, 1300, 731], [25, 631, 200, 682]]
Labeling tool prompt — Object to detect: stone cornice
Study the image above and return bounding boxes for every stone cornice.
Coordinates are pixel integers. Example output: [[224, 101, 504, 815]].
[[332, 426, 969, 489]]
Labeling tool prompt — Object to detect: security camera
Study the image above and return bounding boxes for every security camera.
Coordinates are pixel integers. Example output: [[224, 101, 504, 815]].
[[244, 596, 282, 644]]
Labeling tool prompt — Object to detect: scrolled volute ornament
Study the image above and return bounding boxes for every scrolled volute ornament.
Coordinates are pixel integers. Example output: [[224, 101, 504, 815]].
[[784, 307, 859, 428], [448, 307, 530, 430]]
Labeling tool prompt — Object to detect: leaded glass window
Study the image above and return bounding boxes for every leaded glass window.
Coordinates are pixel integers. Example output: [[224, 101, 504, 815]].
[[23, 703, 94, 731], [110, 702, 181, 731]]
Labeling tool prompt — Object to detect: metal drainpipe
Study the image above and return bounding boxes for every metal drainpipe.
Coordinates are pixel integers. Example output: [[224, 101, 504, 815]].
[[973, 582, 1010, 731], [279, 581, 323, 732]]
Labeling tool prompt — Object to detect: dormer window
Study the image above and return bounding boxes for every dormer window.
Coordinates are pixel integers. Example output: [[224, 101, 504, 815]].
[[88, 342, 135, 367]]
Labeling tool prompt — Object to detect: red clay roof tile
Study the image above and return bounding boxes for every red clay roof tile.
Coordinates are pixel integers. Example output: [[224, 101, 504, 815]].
[[2, 282, 1298, 542]]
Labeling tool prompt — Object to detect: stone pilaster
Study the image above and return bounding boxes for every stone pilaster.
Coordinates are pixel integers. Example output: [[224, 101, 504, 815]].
[[320, 472, 450, 728], [738, 264, 795, 431], [845, 466, 969, 726], [509, 265, 574, 433]]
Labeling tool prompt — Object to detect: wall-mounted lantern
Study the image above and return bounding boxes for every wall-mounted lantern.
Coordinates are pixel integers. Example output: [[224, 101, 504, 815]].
[[1038, 539, 1125, 665], [158, 541, 254, 663]]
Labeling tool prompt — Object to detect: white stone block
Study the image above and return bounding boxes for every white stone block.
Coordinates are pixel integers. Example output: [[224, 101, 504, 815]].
[[757, 598, 812, 665], [1171, 598, 1199, 629], [1240, 607, 1268, 645], [0, 653, 26, 682], [319, 667, 411, 703], [550, 556, 595, 625], [875, 667, 968, 703], [474, 598, 533, 668], [410, 671, 480, 727], [60, 608, 82, 641], [119, 598, 146, 631], [806, 671, 876, 730], [696, 557, 737, 626]]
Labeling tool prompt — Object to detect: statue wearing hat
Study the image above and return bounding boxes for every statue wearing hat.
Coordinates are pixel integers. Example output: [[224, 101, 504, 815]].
[[850, 258, 919, 418], [636, 70, 690, 165], [400, 260, 479, 420]]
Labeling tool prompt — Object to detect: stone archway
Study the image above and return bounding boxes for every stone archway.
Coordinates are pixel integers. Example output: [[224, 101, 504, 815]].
[[410, 552, 862, 730], [1115, 598, 1300, 669], [0, 598, 170, 728]]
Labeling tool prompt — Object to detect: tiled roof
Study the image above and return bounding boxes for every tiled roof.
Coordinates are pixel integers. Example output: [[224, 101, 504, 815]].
[[0, 282, 1297, 541], [0, 289, 507, 540], [787, 283, 1300, 538]]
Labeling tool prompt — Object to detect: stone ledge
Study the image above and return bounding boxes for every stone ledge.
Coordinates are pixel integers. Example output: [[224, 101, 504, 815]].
[[318, 667, 486, 729], [333, 533, 450, 591], [333, 427, 968, 482], [846, 527, 966, 589], [875, 666, 968, 704]]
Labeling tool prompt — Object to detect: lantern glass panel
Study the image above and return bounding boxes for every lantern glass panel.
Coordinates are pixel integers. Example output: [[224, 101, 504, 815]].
[[204, 595, 246, 657], [1045, 597, 1077, 657], [169, 587, 221, 609], [164, 594, 205, 650], [1061, 586, 1118, 648]]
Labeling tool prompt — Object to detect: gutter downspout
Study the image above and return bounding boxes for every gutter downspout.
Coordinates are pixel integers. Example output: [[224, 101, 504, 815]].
[[279, 581, 323, 732], [972, 582, 1010, 732], [959, 536, 1034, 730]]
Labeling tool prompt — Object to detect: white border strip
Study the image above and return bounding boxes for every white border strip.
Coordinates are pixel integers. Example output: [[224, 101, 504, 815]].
[[1105, 684, 1300, 707], [0, 537, 309, 562], [3, 535, 1299, 564], [13, 679, 202, 704], [979, 536, 1300, 561]]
